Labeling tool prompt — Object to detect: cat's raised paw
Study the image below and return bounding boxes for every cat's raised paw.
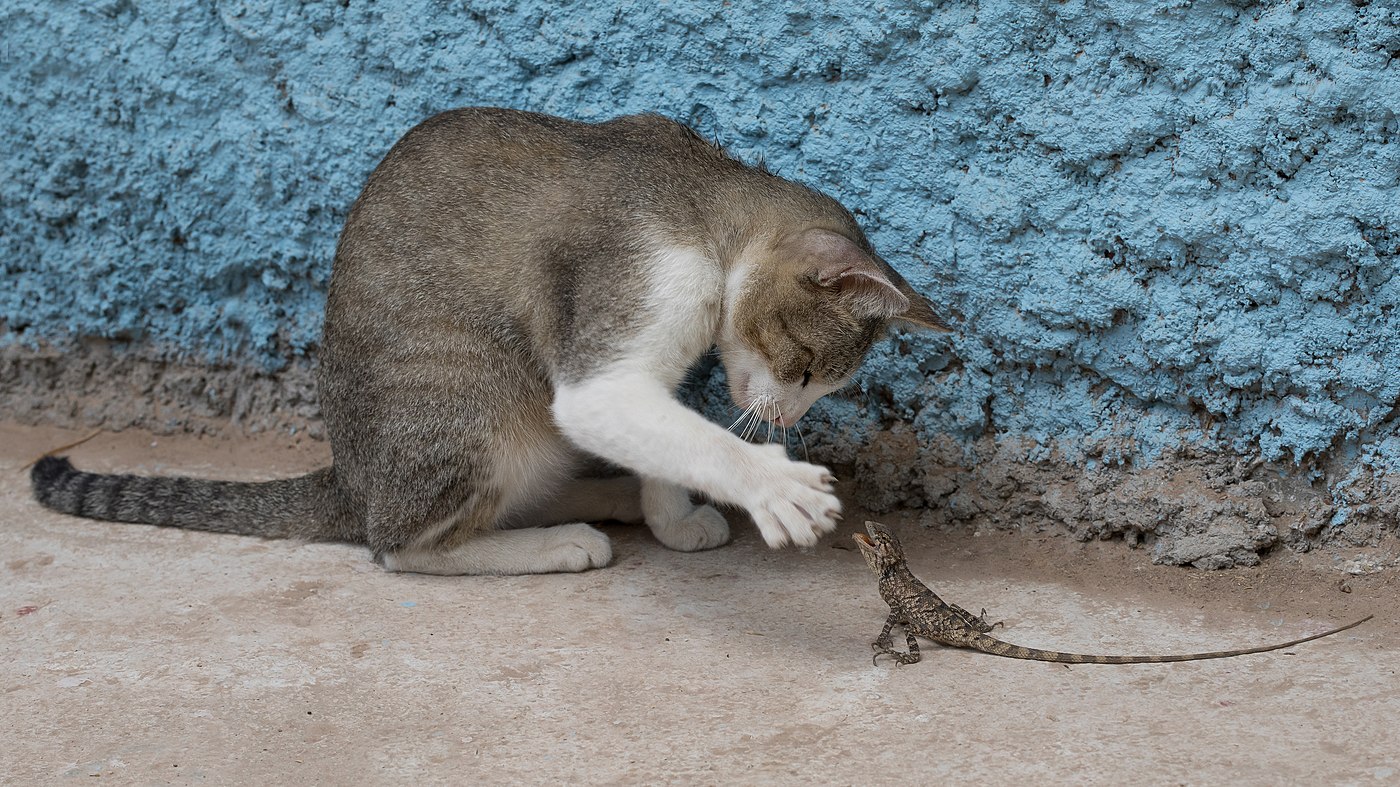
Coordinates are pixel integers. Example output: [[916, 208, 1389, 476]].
[[544, 523, 614, 571], [745, 458, 841, 549], [651, 504, 730, 552]]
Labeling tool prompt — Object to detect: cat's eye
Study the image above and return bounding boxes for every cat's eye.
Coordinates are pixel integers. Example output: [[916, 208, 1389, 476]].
[[801, 370, 812, 387]]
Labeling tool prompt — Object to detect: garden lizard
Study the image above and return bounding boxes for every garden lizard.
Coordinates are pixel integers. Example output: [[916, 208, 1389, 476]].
[[853, 520, 1373, 665]]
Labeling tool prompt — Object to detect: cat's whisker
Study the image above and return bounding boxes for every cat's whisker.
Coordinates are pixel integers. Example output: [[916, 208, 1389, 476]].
[[728, 400, 759, 433], [740, 416, 760, 442], [795, 423, 811, 463], [739, 398, 765, 442], [750, 395, 775, 443], [751, 405, 769, 441], [730, 397, 767, 440]]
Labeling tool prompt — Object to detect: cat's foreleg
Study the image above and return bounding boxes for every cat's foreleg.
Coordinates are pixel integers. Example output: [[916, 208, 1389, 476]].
[[641, 479, 730, 551], [554, 373, 840, 548]]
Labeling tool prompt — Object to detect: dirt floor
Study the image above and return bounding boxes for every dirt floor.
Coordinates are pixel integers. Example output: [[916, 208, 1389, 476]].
[[2, 422, 1396, 785]]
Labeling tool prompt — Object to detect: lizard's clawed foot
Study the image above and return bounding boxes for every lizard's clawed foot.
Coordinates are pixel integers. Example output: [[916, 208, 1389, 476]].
[[872, 648, 921, 667], [871, 629, 922, 666]]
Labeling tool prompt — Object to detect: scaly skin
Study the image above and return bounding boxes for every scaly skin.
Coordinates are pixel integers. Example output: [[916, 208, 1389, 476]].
[[853, 521, 1373, 666]]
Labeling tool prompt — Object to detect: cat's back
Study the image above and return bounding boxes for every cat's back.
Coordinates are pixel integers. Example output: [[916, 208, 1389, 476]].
[[336, 108, 745, 296], [383, 107, 724, 180], [327, 109, 738, 378], [340, 107, 734, 259]]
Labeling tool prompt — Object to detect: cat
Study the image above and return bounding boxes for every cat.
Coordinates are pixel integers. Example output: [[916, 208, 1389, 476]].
[[31, 107, 949, 575]]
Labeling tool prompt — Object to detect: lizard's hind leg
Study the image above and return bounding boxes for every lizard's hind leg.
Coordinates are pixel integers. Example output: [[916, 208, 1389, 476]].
[[871, 612, 922, 666], [949, 603, 1003, 633]]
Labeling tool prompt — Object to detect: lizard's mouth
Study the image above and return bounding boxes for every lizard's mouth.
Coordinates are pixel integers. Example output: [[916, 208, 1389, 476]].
[[852, 533, 873, 549]]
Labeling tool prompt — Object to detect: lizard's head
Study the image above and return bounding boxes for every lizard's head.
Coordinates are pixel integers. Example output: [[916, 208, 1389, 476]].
[[852, 520, 904, 574]]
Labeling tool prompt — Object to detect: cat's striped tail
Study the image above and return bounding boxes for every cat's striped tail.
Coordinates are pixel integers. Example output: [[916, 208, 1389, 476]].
[[30, 456, 352, 543]]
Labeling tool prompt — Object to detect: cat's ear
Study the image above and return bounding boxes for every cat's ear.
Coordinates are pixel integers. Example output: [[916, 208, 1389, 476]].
[[815, 263, 911, 322], [889, 286, 952, 333], [799, 229, 953, 332]]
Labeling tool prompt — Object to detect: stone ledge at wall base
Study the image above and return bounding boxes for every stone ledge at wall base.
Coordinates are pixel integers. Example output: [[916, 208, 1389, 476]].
[[852, 425, 1399, 570], [3, 340, 1394, 570], [1, 340, 323, 440]]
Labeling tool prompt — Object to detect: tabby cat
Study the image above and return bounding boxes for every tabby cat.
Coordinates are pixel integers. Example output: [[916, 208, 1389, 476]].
[[32, 108, 949, 575]]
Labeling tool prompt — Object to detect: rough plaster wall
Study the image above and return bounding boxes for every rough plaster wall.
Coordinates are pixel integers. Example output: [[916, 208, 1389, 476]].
[[3, 1, 1398, 565]]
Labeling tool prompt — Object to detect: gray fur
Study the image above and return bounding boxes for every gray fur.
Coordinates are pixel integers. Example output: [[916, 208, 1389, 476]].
[[30, 108, 945, 574], [31, 456, 343, 540]]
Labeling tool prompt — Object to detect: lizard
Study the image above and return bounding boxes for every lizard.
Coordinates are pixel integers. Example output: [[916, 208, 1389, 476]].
[[852, 520, 1374, 666]]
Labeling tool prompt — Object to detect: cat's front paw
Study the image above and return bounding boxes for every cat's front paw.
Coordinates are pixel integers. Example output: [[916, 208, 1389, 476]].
[[745, 450, 841, 548], [650, 504, 730, 552]]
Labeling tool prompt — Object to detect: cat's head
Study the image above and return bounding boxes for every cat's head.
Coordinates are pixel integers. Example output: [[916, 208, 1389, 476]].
[[718, 227, 950, 426]]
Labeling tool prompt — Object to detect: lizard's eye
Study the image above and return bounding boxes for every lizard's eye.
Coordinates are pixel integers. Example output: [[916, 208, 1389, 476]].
[[801, 369, 812, 387]]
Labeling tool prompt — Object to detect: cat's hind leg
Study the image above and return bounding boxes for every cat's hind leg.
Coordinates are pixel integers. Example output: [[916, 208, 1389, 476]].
[[500, 475, 727, 553], [382, 521, 612, 575], [500, 476, 645, 528], [376, 458, 614, 575]]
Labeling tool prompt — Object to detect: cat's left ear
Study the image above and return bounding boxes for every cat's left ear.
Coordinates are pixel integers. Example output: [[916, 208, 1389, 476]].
[[800, 229, 953, 332]]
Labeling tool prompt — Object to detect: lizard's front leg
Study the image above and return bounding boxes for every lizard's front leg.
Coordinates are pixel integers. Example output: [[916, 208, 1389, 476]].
[[872, 611, 922, 666], [873, 611, 899, 653]]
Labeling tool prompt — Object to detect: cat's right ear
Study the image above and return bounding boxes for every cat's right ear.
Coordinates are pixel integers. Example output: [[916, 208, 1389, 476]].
[[797, 229, 954, 332], [891, 288, 953, 333]]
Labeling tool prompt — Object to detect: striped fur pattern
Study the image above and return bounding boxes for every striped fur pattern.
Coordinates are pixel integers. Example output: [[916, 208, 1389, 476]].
[[854, 521, 1373, 665], [31, 456, 347, 542]]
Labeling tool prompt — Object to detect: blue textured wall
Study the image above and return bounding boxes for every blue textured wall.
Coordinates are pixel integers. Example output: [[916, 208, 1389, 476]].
[[4, 1, 1399, 476]]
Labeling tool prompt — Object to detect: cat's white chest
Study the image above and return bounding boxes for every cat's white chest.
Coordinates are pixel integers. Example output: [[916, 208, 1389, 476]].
[[631, 245, 725, 388]]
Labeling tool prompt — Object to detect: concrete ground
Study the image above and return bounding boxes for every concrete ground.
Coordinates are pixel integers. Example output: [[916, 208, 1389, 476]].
[[2, 422, 1396, 785]]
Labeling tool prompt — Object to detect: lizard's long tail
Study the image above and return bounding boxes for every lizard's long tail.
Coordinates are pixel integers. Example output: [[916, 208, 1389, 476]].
[[967, 615, 1374, 664]]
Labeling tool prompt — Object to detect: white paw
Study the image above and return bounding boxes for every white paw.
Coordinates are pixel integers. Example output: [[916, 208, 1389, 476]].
[[650, 504, 731, 552], [545, 523, 613, 572], [744, 451, 840, 548]]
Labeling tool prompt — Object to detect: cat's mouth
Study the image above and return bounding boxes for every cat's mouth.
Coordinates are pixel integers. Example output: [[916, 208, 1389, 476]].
[[727, 369, 800, 426]]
